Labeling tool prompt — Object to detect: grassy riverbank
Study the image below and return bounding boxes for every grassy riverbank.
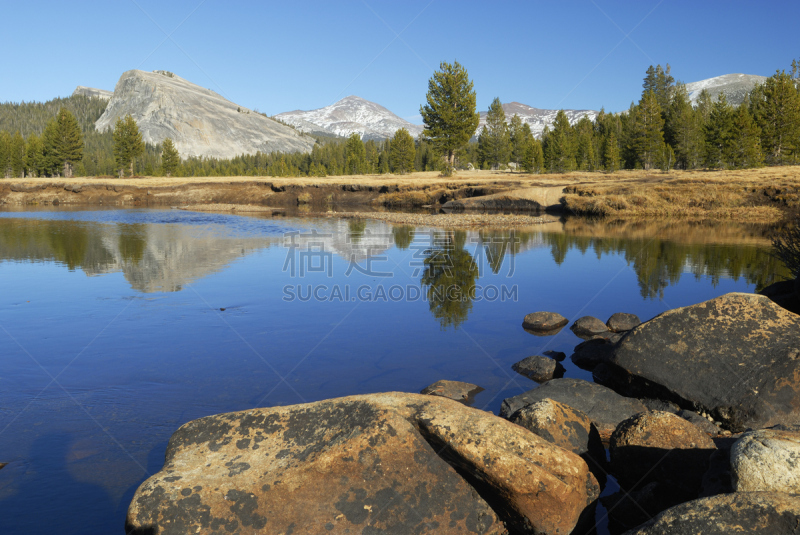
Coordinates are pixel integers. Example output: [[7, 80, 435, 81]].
[[1, 167, 798, 223]]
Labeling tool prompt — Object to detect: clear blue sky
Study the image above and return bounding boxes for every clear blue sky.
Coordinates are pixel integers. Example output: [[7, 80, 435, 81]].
[[3, 1, 797, 122]]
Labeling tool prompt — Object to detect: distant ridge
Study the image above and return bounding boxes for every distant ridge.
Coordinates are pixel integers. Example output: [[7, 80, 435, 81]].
[[95, 70, 315, 159], [685, 73, 767, 107], [477, 102, 598, 139], [275, 96, 423, 141]]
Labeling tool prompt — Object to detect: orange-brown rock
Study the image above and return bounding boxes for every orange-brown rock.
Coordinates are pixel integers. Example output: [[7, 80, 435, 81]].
[[126, 392, 599, 535]]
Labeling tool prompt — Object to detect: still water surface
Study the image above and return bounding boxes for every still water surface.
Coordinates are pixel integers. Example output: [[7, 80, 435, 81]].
[[0, 208, 787, 533]]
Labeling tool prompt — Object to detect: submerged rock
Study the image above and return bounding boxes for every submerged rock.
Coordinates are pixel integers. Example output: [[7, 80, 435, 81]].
[[731, 425, 800, 494], [570, 316, 609, 339], [521, 311, 568, 334], [622, 492, 800, 535], [599, 293, 800, 432], [126, 392, 599, 535], [511, 355, 565, 382], [606, 312, 641, 333], [419, 379, 484, 406], [500, 378, 647, 439]]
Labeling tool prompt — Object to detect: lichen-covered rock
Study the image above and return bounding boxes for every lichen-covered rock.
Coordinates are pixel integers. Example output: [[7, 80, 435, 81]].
[[419, 380, 484, 406], [511, 355, 565, 382], [500, 378, 647, 440], [731, 425, 800, 493], [610, 411, 716, 513], [600, 293, 800, 432], [508, 398, 606, 484], [570, 316, 609, 339], [606, 312, 641, 332], [622, 492, 800, 535], [127, 393, 599, 535], [521, 311, 568, 334]]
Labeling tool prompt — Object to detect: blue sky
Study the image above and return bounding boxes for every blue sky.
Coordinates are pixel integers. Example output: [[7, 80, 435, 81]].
[[3, 1, 797, 122]]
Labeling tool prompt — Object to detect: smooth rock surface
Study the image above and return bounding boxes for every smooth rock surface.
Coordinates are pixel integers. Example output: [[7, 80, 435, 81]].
[[96, 70, 315, 159], [420, 380, 484, 406], [570, 316, 609, 339], [500, 378, 648, 439], [731, 425, 800, 493], [606, 312, 641, 333], [521, 311, 568, 333], [570, 338, 615, 371], [622, 492, 800, 535], [511, 355, 565, 383], [127, 392, 599, 535], [600, 293, 800, 432]]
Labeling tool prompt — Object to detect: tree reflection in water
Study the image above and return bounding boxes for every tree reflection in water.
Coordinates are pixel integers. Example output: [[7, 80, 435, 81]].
[[420, 230, 479, 329]]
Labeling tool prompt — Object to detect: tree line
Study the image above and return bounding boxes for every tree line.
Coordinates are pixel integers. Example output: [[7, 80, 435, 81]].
[[0, 59, 798, 178]]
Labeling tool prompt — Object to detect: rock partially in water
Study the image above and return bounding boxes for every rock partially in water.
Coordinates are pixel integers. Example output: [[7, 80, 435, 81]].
[[731, 424, 800, 493], [511, 355, 565, 383], [570, 316, 609, 339], [606, 312, 641, 333], [126, 392, 599, 535], [543, 350, 566, 362], [570, 338, 615, 371], [420, 379, 484, 406], [622, 492, 800, 535], [599, 293, 800, 432], [521, 311, 568, 334], [500, 378, 647, 439]]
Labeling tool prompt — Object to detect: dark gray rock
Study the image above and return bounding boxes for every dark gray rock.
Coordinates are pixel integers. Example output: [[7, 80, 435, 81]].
[[598, 293, 800, 432], [543, 350, 566, 362], [570, 338, 615, 370], [606, 312, 641, 332], [641, 398, 680, 414], [570, 316, 609, 339], [677, 409, 721, 436], [622, 492, 800, 535], [511, 355, 565, 383], [420, 379, 484, 406], [521, 311, 568, 334], [500, 378, 648, 439]]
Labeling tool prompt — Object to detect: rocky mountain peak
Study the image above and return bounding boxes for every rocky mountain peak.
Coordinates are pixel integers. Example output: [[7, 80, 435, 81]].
[[685, 73, 767, 107]]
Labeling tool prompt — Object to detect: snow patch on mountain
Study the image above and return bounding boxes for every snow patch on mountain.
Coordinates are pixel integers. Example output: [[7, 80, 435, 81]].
[[275, 96, 423, 141], [685, 73, 767, 107], [476, 102, 598, 139]]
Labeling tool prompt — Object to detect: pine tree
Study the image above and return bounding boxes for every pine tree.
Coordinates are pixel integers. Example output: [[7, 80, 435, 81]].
[[113, 114, 145, 177], [628, 91, 665, 170], [665, 84, 704, 169], [420, 61, 479, 173], [389, 128, 416, 174], [508, 114, 525, 169], [574, 116, 596, 170], [345, 133, 366, 174], [51, 107, 83, 178], [704, 95, 733, 168], [9, 131, 25, 178], [728, 103, 763, 168], [0, 131, 9, 177], [161, 138, 180, 177], [750, 71, 800, 165], [24, 133, 44, 177], [604, 130, 620, 172], [543, 110, 575, 172], [478, 97, 509, 169]]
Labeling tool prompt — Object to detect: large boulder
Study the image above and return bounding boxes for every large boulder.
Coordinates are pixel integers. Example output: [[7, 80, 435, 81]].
[[508, 398, 606, 485], [610, 411, 717, 502], [599, 293, 800, 432], [731, 424, 800, 493], [622, 492, 800, 535], [126, 393, 599, 535], [500, 378, 648, 439]]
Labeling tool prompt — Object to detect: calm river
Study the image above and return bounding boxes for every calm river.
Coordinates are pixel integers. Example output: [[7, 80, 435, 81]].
[[0, 208, 788, 534]]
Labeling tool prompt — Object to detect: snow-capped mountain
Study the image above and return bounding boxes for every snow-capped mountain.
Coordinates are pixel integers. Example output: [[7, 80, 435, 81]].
[[685, 74, 767, 107], [476, 102, 598, 139], [275, 96, 423, 141]]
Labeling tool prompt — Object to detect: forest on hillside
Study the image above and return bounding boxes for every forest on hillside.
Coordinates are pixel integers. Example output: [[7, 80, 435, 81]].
[[0, 60, 798, 178]]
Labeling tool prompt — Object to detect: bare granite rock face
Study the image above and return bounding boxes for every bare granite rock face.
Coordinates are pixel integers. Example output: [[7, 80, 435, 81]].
[[72, 86, 113, 101], [126, 393, 599, 535], [95, 70, 316, 159]]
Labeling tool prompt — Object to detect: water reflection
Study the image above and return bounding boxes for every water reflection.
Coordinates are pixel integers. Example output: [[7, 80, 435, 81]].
[[421, 231, 479, 329]]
